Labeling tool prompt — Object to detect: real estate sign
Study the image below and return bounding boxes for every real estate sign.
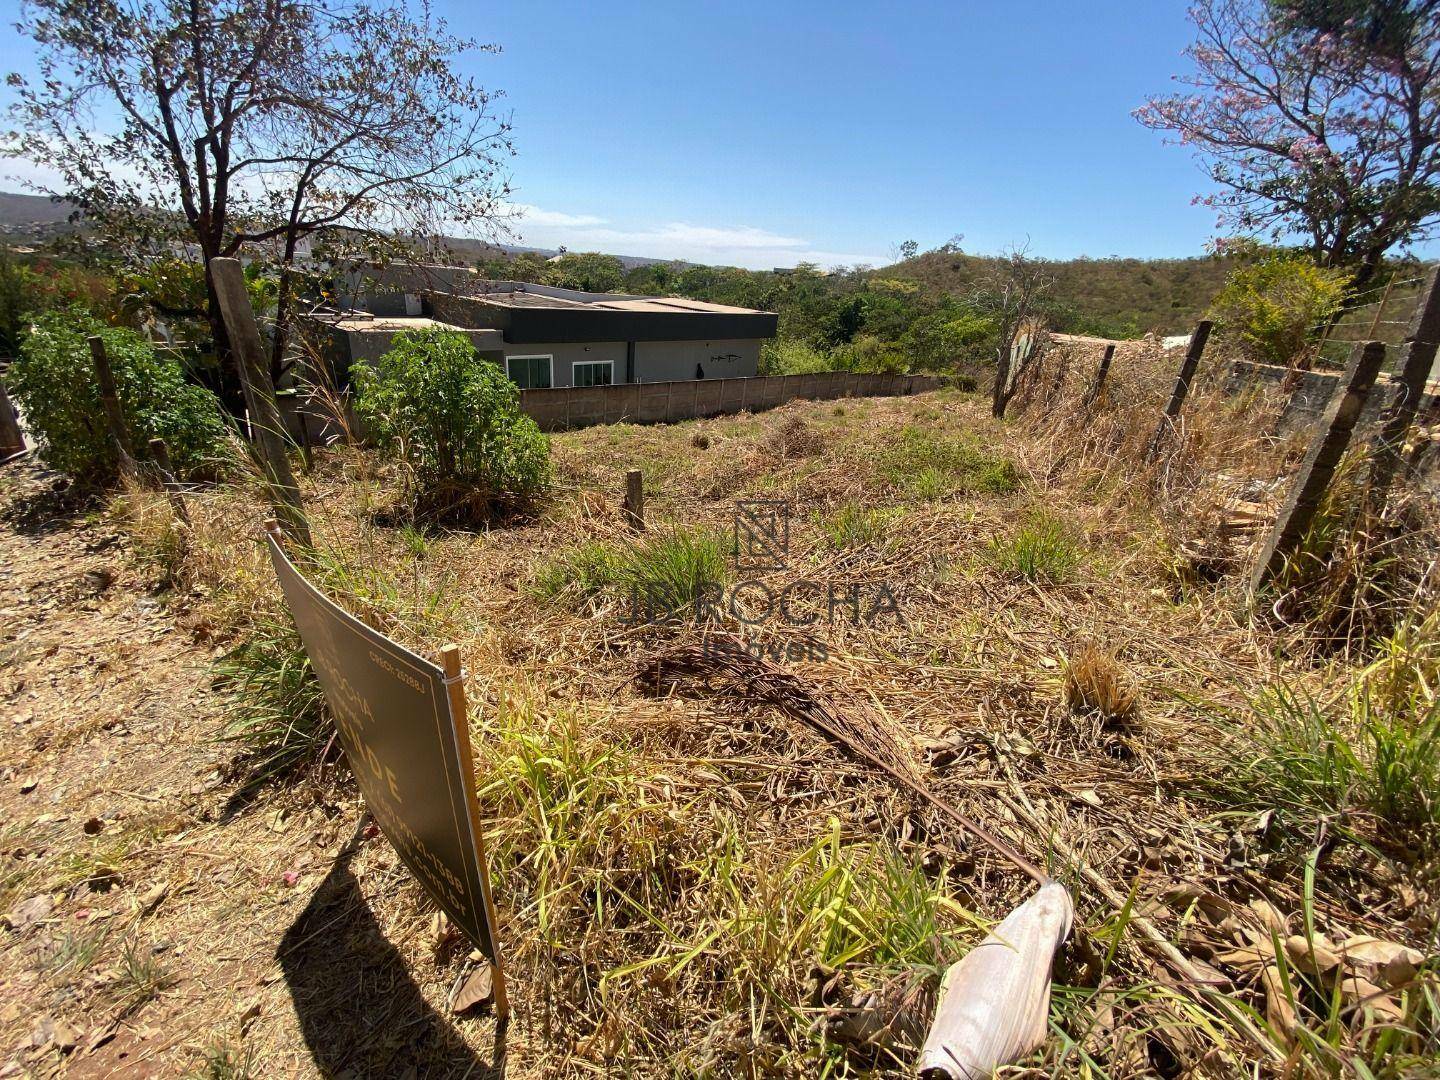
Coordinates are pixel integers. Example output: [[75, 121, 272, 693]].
[[264, 532, 501, 962]]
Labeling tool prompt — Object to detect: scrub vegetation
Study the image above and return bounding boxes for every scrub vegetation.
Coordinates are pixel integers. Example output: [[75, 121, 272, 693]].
[[5, 326, 1435, 1078]]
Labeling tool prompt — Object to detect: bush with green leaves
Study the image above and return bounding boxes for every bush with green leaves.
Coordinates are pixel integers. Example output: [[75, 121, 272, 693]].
[[898, 309, 998, 372], [8, 312, 230, 484], [758, 338, 834, 376], [1210, 254, 1351, 366], [352, 329, 551, 522]]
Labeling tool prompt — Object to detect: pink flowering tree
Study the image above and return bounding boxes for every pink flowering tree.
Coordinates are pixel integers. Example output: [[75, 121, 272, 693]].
[[1136, 0, 1440, 289]]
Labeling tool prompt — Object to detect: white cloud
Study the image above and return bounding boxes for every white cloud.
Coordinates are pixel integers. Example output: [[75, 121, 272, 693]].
[[505, 204, 884, 270], [507, 203, 608, 228]]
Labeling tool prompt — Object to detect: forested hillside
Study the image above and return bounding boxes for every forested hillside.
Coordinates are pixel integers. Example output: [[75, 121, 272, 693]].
[[885, 250, 1238, 336]]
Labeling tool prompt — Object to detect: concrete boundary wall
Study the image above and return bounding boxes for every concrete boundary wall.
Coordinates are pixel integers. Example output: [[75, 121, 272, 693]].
[[1227, 359, 1439, 433], [517, 372, 941, 432]]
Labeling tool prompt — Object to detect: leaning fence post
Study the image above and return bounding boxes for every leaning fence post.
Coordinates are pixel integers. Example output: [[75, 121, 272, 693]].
[[87, 335, 139, 478], [623, 468, 645, 530], [147, 437, 191, 525], [1367, 265, 1440, 510], [0, 377, 24, 460], [1085, 343, 1116, 407], [1145, 320, 1212, 461], [209, 257, 312, 548], [1250, 340, 1389, 598]]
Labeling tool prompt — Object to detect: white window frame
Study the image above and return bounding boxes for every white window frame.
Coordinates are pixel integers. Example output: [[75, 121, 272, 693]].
[[506, 354, 553, 390], [572, 360, 614, 388]]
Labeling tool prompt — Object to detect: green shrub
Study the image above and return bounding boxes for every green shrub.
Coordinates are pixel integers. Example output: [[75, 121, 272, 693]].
[[1210, 255, 1350, 366], [831, 332, 907, 374], [352, 329, 551, 523], [898, 310, 998, 372], [8, 312, 230, 484], [759, 338, 833, 376], [990, 512, 1082, 582]]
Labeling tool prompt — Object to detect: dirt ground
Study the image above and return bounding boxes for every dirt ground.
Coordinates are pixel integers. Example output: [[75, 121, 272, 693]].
[[0, 461, 507, 1078]]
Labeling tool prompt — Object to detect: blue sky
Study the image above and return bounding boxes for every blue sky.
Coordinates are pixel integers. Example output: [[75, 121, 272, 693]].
[[1, 0, 1224, 268]]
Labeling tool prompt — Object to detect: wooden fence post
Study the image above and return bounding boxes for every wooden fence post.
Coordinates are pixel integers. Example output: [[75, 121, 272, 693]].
[[87, 335, 139, 478], [0, 377, 24, 460], [623, 469, 645, 530], [1085, 343, 1116, 407], [1145, 320, 1213, 461], [209, 257, 312, 548], [148, 437, 191, 525], [1367, 265, 1440, 509], [1250, 340, 1388, 597]]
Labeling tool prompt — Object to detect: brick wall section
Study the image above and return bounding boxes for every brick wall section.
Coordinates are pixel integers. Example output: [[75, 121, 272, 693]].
[[518, 372, 942, 432]]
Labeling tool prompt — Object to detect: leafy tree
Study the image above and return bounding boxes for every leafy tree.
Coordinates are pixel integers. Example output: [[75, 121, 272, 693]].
[[9, 0, 513, 408], [1210, 253, 1351, 365], [899, 310, 997, 372], [623, 262, 680, 295], [0, 249, 37, 361], [1136, 0, 1440, 288], [8, 313, 230, 484], [546, 253, 625, 293], [504, 253, 555, 284], [352, 329, 550, 523]]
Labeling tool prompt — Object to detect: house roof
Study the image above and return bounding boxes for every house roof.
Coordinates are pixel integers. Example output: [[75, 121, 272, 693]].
[[430, 280, 779, 344]]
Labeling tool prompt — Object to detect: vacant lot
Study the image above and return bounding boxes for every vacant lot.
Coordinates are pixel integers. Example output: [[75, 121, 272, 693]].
[[2, 348, 1436, 1077]]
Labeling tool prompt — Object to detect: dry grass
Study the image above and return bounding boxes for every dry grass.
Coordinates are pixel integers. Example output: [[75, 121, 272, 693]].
[[1062, 641, 1139, 723], [61, 365, 1440, 1077]]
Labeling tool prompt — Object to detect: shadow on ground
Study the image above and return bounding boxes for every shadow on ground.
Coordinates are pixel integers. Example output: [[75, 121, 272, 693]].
[[278, 838, 505, 1078], [0, 467, 101, 536]]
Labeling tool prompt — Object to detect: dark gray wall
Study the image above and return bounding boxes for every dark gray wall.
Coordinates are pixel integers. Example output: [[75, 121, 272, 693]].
[[634, 339, 759, 381]]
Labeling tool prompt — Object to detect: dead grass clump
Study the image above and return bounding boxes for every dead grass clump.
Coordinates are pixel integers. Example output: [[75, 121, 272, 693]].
[[1063, 641, 1139, 723], [1016, 338, 1291, 531], [769, 414, 825, 459], [109, 483, 190, 585]]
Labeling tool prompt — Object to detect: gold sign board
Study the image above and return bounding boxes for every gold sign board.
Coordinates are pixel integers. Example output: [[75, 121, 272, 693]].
[[264, 531, 503, 987]]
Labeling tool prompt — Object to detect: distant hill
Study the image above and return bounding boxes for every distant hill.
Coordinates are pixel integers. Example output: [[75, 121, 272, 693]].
[[0, 191, 77, 233], [441, 234, 683, 271], [883, 250, 1238, 336], [0, 188, 1231, 328]]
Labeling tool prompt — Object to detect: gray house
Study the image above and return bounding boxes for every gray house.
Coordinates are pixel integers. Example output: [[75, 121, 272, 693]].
[[318, 266, 777, 390]]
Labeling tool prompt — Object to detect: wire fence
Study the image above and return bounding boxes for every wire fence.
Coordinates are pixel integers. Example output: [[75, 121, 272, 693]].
[[1310, 275, 1425, 370]]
